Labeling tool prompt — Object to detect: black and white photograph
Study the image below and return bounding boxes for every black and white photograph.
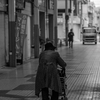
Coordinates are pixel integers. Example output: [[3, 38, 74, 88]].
[[0, 0, 100, 100]]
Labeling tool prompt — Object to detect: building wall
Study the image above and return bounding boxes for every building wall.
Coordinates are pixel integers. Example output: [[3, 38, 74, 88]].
[[57, 0, 65, 9], [57, 13, 65, 40], [0, 0, 56, 67], [68, 16, 81, 41], [22, 2, 31, 61], [5, 14, 9, 65], [73, 24, 80, 41], [45, 22, 49, 39], [93, 10, 98, 27], [82, 4, 89, 27], [57, 0, 82, 41], [23, 16, 31, 61], [88, 2, 95, 26]]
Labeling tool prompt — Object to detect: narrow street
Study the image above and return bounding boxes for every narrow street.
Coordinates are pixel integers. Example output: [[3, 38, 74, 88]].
[[0, 42, 100, 100]]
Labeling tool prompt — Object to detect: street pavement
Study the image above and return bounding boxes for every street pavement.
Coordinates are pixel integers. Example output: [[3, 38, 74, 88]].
[[0, 41, 100, 100]]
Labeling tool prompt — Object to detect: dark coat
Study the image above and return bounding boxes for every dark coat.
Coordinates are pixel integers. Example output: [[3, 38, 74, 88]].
[[68, 32, 74, 41], [35, 50, 66, 96]]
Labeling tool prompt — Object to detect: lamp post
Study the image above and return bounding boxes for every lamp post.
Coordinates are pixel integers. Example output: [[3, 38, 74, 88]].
[[79, 0, 83, 41]]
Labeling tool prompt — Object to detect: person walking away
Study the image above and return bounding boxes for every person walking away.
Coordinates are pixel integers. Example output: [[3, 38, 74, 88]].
[[35, 42, 66, 100], [68, 29, 74, 48]]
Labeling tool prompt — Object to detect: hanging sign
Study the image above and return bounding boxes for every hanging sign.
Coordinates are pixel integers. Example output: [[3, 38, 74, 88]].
[[0, 0, 7, 11], [16, 0, 25, 9], [16, 13, 27, 58], [49, 0, 54, 10]]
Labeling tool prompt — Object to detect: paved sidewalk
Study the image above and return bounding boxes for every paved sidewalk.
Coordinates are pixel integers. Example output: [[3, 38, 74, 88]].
[[0, 42, 100, 100]]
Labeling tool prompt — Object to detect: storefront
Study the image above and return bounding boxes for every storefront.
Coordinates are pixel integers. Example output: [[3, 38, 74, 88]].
[[0, 0, 57, 67], [8, 0, 32, 65]]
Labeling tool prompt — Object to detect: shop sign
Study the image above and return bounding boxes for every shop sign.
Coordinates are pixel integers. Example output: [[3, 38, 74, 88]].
[[0, 0, 7, 11], [49, 0, 54, 10], [16, 13, 27, 58], [16, 0, 25, 9], [78, 1, 82, 17]]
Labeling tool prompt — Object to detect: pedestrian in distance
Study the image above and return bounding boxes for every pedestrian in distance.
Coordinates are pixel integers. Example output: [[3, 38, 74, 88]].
[[68, 29, 74, 48], [35, 42, 66, 100]]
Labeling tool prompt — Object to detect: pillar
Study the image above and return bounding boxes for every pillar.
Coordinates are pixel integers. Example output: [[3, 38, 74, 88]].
[[71, 0, 74, 29], [80, 1, 83, 41], [40, 12, 45, 40], [31, 1, 34, 57], [54, 0, 58, 47], [34, 0, 39, 58], [49, 14, 53, 41], [65, 0, 69, 46], [8, 0, 16, 67]]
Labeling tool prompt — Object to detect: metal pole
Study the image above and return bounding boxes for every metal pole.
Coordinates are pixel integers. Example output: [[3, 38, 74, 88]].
[[65, 0, 69, 46], [34, 0, 39, 58], [46, 0, 48, 40], [8, 0, 16, 67], [70, 0, 71, 10], [54, 0, 58, 47], [80, 1, 83, 41], [71, 0, 73, 29]]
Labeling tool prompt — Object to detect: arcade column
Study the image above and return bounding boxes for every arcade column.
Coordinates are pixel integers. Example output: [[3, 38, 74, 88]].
[[8, 0, 16, 67], [65, 0, 69, 46], [34, 0, 39, 58], [40, 12, 45, 40], [49, 14, 53, 42], [54, 0, 58, 47]]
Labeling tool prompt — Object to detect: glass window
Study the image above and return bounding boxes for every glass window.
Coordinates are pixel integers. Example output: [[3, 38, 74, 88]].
[[84, 29, 96, 33]]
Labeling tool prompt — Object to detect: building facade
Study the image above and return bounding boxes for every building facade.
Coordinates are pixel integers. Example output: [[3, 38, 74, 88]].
[[0, 0, 57, 67], [82, 1, 100, 30], [57, 0, 99, 42], [57, 0, 82, 42]]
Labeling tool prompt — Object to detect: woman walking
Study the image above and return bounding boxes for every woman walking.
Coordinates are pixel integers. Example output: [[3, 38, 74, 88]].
[[35, 42, 66, 100]]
